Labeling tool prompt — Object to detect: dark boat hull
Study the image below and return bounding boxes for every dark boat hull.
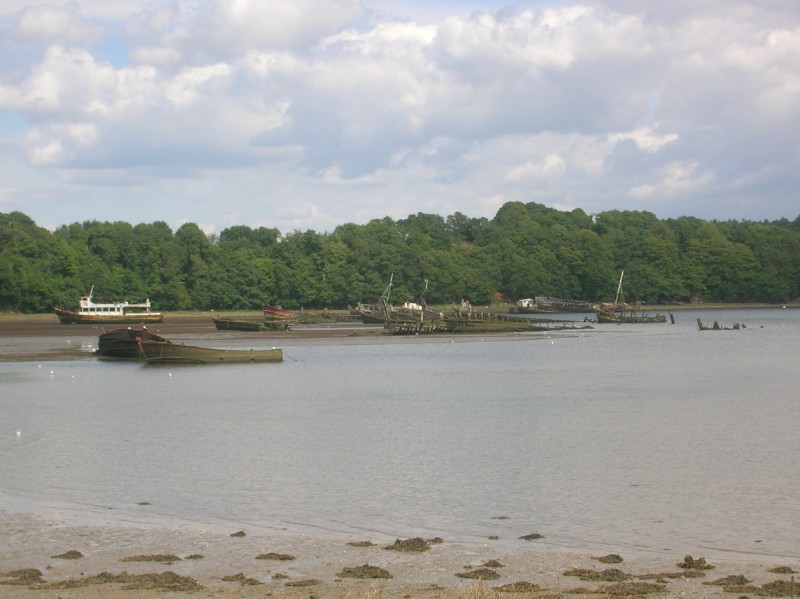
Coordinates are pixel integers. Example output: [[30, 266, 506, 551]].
[[97, 328, 169, 358], [137, 340, 283, 364], [212, 317, 264, 331]]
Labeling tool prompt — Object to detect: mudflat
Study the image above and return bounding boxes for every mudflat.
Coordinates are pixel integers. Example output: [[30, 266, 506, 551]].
[[0, 313, 386, 361], [0, 313, 362, 337]]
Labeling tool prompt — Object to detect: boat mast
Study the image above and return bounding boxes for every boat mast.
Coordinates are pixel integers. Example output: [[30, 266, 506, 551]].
[[379, 273, 393, 304], [419, 278, 429, 321], [614, 270, 624, 306], [378, 273, 394, 320]]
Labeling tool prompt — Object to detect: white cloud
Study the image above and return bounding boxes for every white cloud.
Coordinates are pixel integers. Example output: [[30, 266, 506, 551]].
[[130, 45, 183, 66], [18, 46, 118, 116], [124, 4, 181, 40], [0, 0, 797, 232], [505, 154, 566, 183], [24, 122, 98, 166], [164, 63, 232, 109], [13, 3, 106, 45], [610, 127, 678, 153], [241, 50, 308, 80], [188, 0, 366, 58], [320, 165, 384, 185], [628, 161, 714, 199]]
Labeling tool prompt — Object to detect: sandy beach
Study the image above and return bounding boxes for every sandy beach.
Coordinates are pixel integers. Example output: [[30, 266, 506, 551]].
[[2, 313, 798, 597]]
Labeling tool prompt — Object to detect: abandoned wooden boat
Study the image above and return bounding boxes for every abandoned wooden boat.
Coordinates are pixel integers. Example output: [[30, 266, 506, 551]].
[[97, 327, 169, 359], [350, 302, 384, 323], [384, 317, 462, 335], [262, 303, 294, 320], [354, 276, 437, 324], [383, 299, 542, 335], [510, 296, 593, 314], [136, 339, 283, 364], [592, 271, 666, 324], [384, 310, 588, 335], [375, 275, 552, 335], [446, 312, 537, 334], [55, 286, 163, 324], [593, 304, 667, 324], [212, 317, 265, 332]]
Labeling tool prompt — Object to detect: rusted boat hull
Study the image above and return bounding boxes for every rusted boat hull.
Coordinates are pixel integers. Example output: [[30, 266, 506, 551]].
[[262, 304, 294, 319]]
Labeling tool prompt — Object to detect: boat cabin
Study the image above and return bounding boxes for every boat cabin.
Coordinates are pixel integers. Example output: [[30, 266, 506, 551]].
[[77, 288, 154, 315], [400, 300, 424, 311]]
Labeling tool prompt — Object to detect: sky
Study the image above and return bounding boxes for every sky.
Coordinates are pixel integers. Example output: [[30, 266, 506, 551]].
[[0, 0, 798, 236]]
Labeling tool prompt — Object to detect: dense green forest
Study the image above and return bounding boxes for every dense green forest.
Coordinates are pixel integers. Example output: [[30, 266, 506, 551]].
[[1, 203, 799, 313]]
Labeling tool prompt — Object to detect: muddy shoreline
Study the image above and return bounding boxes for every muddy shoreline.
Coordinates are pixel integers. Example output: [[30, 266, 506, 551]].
[[0, 313, 580, 362], [1, 512, 797, 599]]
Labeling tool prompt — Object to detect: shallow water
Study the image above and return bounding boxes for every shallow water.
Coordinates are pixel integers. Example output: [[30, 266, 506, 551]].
[[1, 308, 798, 562]]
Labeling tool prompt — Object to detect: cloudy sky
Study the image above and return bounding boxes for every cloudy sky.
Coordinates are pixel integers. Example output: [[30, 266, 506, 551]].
[[1, 0, 798, 235]]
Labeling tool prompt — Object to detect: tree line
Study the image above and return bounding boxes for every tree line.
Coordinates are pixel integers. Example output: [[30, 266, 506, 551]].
[[1, 203, 799, 313]]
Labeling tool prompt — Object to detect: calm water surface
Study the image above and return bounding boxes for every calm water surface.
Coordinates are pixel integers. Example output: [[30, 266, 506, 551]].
[[1, 308, 798, 561]]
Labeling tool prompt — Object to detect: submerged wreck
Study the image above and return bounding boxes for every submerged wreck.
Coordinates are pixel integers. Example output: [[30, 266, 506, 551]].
[[696, 318, 744, 331]]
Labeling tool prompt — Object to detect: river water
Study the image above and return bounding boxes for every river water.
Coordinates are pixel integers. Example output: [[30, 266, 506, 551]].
[[1, 308, 798, 563]]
